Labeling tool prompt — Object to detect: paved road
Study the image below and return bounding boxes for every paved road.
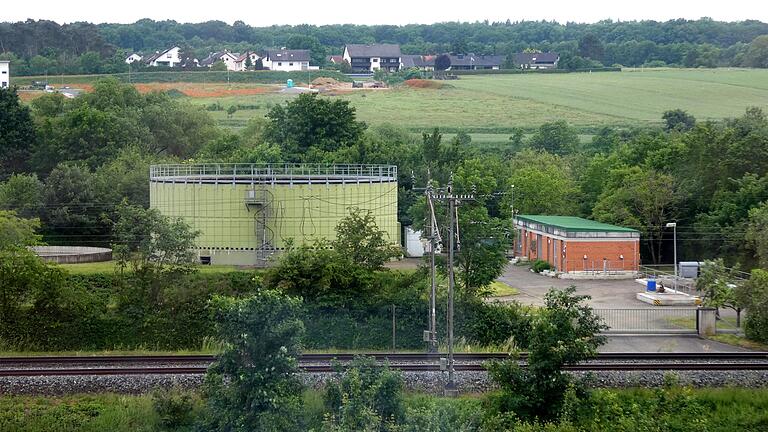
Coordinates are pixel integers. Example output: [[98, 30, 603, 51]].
[[496, 263, 649, 307], [601, 335, 753, 353]]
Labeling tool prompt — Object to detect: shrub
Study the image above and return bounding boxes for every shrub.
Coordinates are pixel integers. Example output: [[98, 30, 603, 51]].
[[485, 288, 606, 422], [200, 291, 305, 432], [151, 388, 195, 430], [531, 259, 552, 273], [323, 356, 404, 431]]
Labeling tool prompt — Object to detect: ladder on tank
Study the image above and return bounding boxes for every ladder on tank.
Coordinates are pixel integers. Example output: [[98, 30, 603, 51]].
[[244, 188, 276, 266]]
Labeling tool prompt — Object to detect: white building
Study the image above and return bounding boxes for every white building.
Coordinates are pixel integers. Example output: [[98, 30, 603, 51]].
[[343, 44, 402, 73], [262, 49, 311, 71], [145, 47, 182, 68], [0, 60, 9, 88], [234, 52, 261, 71], [125, 53, 143, 64], [199, 51, 241, 71]]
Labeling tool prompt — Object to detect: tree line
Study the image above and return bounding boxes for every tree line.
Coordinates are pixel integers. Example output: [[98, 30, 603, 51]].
[[1, 18, 768, 75]]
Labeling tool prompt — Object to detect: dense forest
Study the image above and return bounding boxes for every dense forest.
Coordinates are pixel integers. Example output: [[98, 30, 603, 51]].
[[1, 18, 768, 75]]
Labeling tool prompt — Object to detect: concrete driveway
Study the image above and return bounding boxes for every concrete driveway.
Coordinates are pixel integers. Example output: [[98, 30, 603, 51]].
[[495, 263, 650, 307]]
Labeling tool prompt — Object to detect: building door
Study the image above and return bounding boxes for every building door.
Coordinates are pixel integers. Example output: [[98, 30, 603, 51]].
[[536, 234, 542, 259]]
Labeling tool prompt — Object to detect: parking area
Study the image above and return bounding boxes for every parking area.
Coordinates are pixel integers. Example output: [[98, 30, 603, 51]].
[[495, 263, 649, 307]]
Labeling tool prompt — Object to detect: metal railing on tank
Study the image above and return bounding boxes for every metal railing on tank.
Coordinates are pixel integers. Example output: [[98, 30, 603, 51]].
[[150, 164, 397, 181]]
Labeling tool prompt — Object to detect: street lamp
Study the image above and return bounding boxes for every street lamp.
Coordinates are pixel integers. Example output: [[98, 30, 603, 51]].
[[665, 222, 677, 291]]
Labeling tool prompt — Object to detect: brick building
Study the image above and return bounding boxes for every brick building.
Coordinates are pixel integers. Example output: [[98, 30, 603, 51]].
[[514, 215, 640, 274]]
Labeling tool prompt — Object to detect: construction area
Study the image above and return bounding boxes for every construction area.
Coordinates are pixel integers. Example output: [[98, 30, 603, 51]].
[[149, 163, 399, 266]]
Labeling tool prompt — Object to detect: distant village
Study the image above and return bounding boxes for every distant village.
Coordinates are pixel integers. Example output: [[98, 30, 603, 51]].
[[125, 44, 560, 73]]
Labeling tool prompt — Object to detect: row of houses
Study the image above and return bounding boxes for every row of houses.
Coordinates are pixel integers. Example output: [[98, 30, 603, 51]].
[[335, 45, 558, 72], [125, 47, 315, 72], [126, 44, 560, 73]]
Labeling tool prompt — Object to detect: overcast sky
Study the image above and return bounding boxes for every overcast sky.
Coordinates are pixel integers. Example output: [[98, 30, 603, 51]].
[[3, 0, 766, 25]]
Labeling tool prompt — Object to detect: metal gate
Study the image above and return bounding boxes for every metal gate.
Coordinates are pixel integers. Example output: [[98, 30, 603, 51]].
[[594, 308, 699, 334]]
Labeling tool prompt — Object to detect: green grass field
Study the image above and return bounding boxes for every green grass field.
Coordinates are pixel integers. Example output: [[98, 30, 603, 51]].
[[187, 68, 768, 146]]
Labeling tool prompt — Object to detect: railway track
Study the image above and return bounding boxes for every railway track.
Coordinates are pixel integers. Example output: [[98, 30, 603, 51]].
[[1, 352, 768, 376]]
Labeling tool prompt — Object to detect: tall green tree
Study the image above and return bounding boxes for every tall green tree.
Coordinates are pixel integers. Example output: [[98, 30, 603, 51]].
[[663, 109, 696, 132], [593, 168, 678, 264], [743, 35, 768, 68], [0, 174, 44, 219], [696, 259, 744, 326], [509, 150, 579, 215], [528, 120, 579, 155], [735, 270, 768, 343], [0, 88, 36, 179], [201, 291, 305, 432], [112, 200, 199, 275], [0, 210, 41, 249], [332, 208, 401, 271], [264, 94, 366, 159], [486, 287, 606, 422], [455, 205, 511, 296], [746, 201, 768, 269]]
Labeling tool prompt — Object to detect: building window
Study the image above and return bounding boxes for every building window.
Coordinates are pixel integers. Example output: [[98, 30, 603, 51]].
[[278, 62, 282, 66], [289, 62, 293, 66], [1, 71, 6, 74], [372, 58, 378, 62]]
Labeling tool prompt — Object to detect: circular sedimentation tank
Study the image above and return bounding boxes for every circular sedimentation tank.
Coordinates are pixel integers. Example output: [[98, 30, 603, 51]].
[[149, 164, 399, 266]]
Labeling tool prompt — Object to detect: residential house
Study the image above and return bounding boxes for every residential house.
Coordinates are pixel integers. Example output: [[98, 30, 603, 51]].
[[262, 49, 311, 71], [125, 53, 143, 64], [343, 44, 402, 72], [234, 52, 261, 71], [327, 55, 344, 65], [402, 53, 504, 71], [400, 54, 433, 71], [512, 52, 559, 69], [0, 60, 9, 88], [145, 47, 182, 67], [199, 51, 241, 71], [445, 53, 504, 70]]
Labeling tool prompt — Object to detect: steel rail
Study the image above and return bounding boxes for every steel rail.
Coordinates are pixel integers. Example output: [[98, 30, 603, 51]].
[[2, 352, 767, 365], [2, 352, 768, 366], [3, 362, 768, 377]]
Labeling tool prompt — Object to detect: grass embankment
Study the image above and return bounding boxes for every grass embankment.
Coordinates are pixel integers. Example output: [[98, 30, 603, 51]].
[[487, 280, 519, 297], [11, 70, 350, 86], [4, 387, 768, 432]]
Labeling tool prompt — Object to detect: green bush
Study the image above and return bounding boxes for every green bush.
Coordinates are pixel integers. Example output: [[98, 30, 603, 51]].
[[151, 388, 195, 430], [531, 260, 552, 273], [323, 356, 404, 431]]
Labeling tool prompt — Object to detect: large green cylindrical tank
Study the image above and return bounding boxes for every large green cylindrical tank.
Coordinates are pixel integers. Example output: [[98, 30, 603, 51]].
[[149, 164, 398, 266]]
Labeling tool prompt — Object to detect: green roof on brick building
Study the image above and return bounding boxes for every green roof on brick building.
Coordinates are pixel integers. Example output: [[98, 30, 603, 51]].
[[516, 215, 638, 233]]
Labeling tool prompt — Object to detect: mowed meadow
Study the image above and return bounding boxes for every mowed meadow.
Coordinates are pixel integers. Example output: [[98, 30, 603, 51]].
[[18, 68, 768, 140], [190, 68, 768, 135]]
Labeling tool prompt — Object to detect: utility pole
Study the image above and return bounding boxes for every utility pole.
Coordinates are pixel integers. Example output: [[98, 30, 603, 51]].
[[414, 171, 441, 353], [426, 185, 439, 353], [435, 177, 473, 397]]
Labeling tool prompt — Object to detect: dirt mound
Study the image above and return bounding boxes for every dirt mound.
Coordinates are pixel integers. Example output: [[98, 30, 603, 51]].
[[311, 77, 339, 86], [404, 79, 445, 89]]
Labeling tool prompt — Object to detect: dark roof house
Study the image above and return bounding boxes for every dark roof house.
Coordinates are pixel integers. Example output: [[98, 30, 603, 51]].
[[512, 52, 559, 69], [343, 44, 402, 72], [264, 49, 311, 62]]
